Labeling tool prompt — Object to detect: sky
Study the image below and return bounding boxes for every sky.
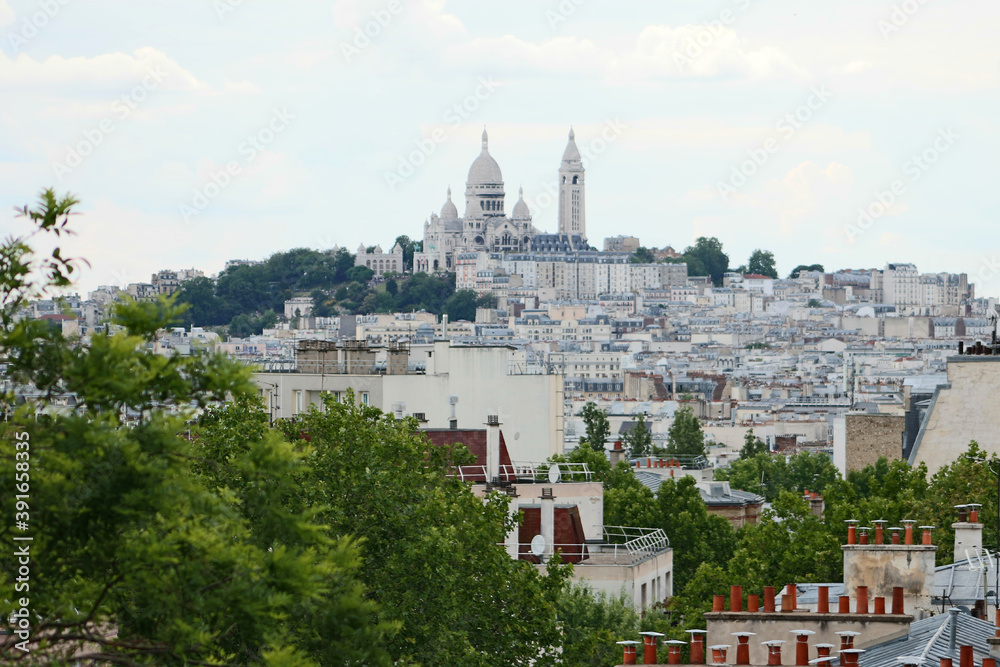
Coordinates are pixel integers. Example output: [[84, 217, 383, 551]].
[[1, 0, 999, 297]]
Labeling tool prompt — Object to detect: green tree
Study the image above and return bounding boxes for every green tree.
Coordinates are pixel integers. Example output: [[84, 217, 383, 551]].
[[444, 288, 478, 321], [683, 237, 729, 286], [276, 395, 569, 664], [656, 477, 736, 589], [394, 234, 413, 271], [579, 402, 611, 452], [747, 249, 778, 278], [740, 429, 769, 459], [808, 298, 823, 308], [623, 413, 653, 459], [385, 277, 398, 296], [664, 406, 705, 459], [630, 246, 655, 264], [789, 264, 824, 278], [476, 291, 499, 309], [0, 190, 392, 665], [346, 265, 374, 283], [175, 275, 230, 326], [556, 583, 641, 667]]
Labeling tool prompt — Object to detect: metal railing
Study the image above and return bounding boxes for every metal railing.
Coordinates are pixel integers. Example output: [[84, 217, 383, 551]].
[[510, 527, 670, 566], [603, 526, 671, 554], [448, 461, 594, 483]]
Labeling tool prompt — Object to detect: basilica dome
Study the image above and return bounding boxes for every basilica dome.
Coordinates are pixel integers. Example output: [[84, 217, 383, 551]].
[[467, 129, 503, 185]]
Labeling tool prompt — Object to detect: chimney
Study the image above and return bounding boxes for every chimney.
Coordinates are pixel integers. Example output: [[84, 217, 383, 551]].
[[920, 525, 935, 545], [873, 519, 887, 545], [816, 644, 836, 658], [841, 649, 865, 667], [617, 640, 640, 665], [785, 584, 798, 611], [666, 640, 687, 665], [541, 487, 555, 561], [791, 630, 815, 666], [817, 586, 830, 613], [641, 632, 665, 665], [960, 644, 974, 667], [687, 630, 707, 664], [839, 596, 851, 614], [442, 313, 449, 337], [859, 526, 870, 545], [846, 519, 858, 545], [903, 519, 916, 545], [954, 503, 984, 563], [749, 594, 760, 612], [731, 585, 744, 612], [485, 415, 501, 483], [733, 633, 756, 665], [710, 645, 731, 665], [764, 586, 776, 612], [857, 586, 869, 614], [892, 587, 905, 614], [763, 640, 785, 666], [837, 632, 860, 651], [890, 526, 903, 544]]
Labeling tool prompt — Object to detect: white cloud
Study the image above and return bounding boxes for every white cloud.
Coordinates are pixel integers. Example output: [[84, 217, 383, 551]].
[[0, 47, 205, 93], [0, 0, 14, 26], [445, 24, 808, 82]]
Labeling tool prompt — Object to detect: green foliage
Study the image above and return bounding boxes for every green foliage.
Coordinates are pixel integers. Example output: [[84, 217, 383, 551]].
[[276, 395, 570, 664], [657, 477, 737, 590], [682, 237, 729, 286], [444, 288, 478, 321], [664, 406, 705, 459], [740, 429, 769, 459], [789, 264, 824, 278], [556, 583, 641, 667], [623, 413, 653, 459], [715, 451, 839, 503], [0, 192, 390, 665], [579, 402, 611, 452], [176, 275, 229, 326], [229, 309, 278, 338], [747, 249, 778, 278], [630, 246, 655, 264], [476, 291, 499, 310], [808, 298, 823, 308], [346, 265, 374, 283]]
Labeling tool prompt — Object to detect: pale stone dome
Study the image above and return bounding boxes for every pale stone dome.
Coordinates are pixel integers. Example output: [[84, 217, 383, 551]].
[[467, 129, 503, 185], [440, 187, 458, 219], [511, 187, 531, 220]]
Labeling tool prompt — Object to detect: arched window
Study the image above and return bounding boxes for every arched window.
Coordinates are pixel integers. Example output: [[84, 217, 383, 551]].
[[573, 175, 579, 184], [366, 260, 371, 268]]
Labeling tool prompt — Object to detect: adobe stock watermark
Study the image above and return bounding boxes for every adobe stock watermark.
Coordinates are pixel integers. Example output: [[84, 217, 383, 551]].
[[878, 0, 928, 38], [843, 126, 959, 243], [178, 108, 295, 223], [6, 0, 72, 52], [546, 0, 588, 30], [523, 118, 628, 217], [717, 84, 832, 202], [214, 0, 245, 20], [340, 0, 404, 62], [51, 67, 168, 182], [673, 0, 755, 72], [383, 76, 498, 191]]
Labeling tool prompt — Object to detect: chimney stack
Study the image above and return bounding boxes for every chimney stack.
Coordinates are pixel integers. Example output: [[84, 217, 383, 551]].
[[920, 525, 935, 545], [817, 586, 830, 613], [731, 585, 744, 612], [485, 415, 501, 482], [763, 640, 785, 666], [666, 640, 687, 665], [687, 629, 707, 664], [617, 640, 640, 665], [710, 645, 731, 665], [873, 519, 887, 545], [733, 633, 756, 665], [960, 644, 974, 667], [846, 519, 859, 545], [837, 632, 860, 652], [903, 519, 916, 545], [792, 630, 816, 666], [954, 503, 984, 563], [641, 632, 665, 665], [816, 644, 836, 658]]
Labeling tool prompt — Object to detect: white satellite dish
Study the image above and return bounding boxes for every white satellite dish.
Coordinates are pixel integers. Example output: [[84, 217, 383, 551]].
[[548, 464, 561, 484], [530, 534, 547, 557]]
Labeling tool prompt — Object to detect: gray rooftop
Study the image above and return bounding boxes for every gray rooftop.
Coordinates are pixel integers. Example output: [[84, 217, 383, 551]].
[[841, 610, 994, 667]]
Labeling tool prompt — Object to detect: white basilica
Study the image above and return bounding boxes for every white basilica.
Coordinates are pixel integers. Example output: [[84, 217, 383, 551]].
[[414, 128, 588, 273]]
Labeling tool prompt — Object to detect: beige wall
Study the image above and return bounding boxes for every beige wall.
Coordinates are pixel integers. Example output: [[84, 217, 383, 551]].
[[910, 358, 1000, 475], [705, 612, 910, 665], [843, 545, 937, 613]]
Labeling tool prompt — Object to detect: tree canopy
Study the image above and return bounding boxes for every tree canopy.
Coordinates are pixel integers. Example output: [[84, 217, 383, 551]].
[[663, 406, 705, 459], [579, 402, 611, 452], [682, 237, 729, 286], [747, 249, 778, 278]]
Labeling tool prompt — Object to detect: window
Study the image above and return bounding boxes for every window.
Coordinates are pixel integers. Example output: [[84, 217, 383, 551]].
[[294, 390, 303, 414], [361, 392, 370, 405]]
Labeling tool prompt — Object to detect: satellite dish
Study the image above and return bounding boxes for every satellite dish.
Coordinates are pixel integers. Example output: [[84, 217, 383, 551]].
[[530, 534, 547, 557], [548, 464, 561, 484]]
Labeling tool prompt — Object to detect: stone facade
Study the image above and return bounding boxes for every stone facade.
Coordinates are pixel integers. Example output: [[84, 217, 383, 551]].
[[844, 414, 904, 472], [910, 357, 1000, 475]]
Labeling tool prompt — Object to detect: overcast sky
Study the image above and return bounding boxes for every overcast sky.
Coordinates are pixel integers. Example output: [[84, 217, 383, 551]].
[[1, 0, 998, 296]]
